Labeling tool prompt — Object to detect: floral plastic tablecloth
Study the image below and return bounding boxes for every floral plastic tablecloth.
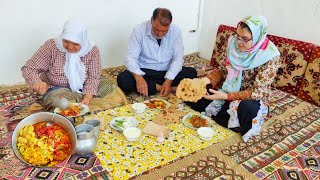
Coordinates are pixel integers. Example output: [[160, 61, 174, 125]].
[[81, 102, 235, 180]]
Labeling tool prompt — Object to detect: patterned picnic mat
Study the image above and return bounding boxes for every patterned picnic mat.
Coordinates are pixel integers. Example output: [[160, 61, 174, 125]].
[[80, 97, 235, 180]]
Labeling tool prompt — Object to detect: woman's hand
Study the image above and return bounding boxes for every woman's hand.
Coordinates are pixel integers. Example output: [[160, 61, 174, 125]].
[[203, 89, 228, 100], [33, 82, 49, 95], [80, 94, 93, 105]]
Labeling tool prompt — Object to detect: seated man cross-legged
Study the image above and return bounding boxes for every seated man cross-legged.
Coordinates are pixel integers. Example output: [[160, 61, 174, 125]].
[[117, 8, 197, 97]]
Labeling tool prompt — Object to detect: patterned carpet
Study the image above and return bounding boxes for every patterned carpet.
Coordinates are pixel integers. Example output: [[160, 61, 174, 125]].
[[222, 104, 320, 180], [135, 91, 320, 180], [0, 53, 319, 179]]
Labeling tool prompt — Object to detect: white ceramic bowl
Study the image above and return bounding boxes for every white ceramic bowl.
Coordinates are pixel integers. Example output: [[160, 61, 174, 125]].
[[197, 127, 214, 140], [131, 103, 147, 114], [123, 127, 141, 141]]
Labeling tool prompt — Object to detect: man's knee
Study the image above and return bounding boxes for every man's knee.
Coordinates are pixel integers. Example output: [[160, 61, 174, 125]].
[[183, 67, 197, 78], [148, 87, 157, 96], [116, 72, 123, 82], [188, 68, 197, 78], [117, 71, 129, 90]]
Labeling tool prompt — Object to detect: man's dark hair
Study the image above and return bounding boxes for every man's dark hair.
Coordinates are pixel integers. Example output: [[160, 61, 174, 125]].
[[152, 8, 172, 26], [238, 22, 252, 34]]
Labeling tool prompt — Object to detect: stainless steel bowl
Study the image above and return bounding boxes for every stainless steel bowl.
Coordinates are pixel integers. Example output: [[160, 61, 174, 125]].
[[11, 112, 77, 167]]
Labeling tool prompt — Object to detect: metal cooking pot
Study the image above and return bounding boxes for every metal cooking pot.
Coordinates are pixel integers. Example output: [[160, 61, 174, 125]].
[[11, 112, 77, 167]]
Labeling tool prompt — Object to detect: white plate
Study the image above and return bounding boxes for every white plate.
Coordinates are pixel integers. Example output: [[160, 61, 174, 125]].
[[143, 98, 170, 110], [182, 113, 212, 129], [54, 103, 89, 118], [109, 116, 139, 131]]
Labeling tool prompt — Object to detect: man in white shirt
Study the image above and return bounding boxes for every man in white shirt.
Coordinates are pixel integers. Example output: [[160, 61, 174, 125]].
[[117, 8, 197, 97]]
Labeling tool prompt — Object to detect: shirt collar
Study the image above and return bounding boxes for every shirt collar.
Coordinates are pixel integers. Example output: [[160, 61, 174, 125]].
[[146, 20, 153, 37]]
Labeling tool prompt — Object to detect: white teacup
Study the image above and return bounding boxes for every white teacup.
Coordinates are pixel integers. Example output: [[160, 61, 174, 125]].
[[197, 127, 214, 140], [123, 127, 141, 141], [131, 103, 147, 114]]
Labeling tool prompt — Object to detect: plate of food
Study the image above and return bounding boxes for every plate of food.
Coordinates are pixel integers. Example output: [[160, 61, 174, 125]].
[[54, 103, 89, 117], [182, 113, 213, 129], [109, 116, 139, 131], [144, 98, 170, 110]]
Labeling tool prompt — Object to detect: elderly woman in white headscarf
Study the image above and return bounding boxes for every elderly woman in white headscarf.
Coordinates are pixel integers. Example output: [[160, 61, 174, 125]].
[[22, 19, 127, 109], [186, 16, 281, 142]]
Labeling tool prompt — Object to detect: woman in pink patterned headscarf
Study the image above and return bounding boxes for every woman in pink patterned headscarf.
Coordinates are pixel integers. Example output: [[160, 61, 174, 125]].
[[186, 16, 281, 142]]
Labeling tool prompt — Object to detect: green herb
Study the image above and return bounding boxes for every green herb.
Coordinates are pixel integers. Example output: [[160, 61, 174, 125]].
[[114, 119, 125, 128]]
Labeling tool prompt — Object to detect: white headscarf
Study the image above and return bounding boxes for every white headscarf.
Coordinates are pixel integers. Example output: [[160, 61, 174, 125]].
[[55, 19, 94, 93]]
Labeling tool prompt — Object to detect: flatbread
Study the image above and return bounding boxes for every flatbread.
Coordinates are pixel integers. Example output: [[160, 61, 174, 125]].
[[166, 94, 181, 105], [176, 78, 207, 102], [142, 122, 170, 137], [151, 99, 186, 125], [152, 109, 186, 125]]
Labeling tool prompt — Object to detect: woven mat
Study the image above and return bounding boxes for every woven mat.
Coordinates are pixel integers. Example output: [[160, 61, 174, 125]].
[[219, 102, 320, 180], [79, 96, 235, 180], [0, 53, 212, 180]]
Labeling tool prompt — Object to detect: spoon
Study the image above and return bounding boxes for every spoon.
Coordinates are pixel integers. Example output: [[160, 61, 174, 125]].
[[46, 115, 55, 126]]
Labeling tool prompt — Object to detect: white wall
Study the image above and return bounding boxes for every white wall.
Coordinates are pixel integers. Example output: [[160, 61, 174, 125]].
[[0, 0, 201, 85], [2, 0, 320, 85], [198, 0, 320, 59]]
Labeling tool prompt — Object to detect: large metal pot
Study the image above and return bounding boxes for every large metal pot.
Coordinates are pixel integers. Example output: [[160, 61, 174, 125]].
[[11, 112, 77, 167]]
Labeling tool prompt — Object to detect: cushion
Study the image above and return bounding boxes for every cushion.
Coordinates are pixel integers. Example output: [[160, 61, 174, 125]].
[[210, 25, 236, 68], [297, 46, 320, 106], [268, 35, 315, 96]]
